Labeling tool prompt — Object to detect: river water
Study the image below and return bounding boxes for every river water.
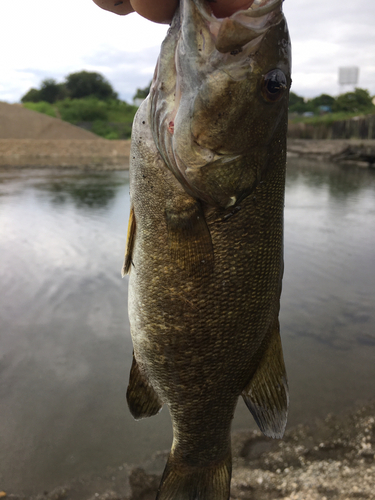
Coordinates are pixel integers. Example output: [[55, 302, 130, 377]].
[[0, 158, 374, 494]]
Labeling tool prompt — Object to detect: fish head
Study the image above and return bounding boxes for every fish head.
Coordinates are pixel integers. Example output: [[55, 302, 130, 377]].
[[149, 0, 291, 208]]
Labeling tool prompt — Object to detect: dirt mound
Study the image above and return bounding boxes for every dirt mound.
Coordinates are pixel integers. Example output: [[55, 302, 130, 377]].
[[0, 101, 100, 140]]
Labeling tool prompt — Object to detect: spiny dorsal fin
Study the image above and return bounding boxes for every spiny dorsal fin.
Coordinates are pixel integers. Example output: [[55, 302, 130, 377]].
[[122, 206, 136, 276], [242, 320, 289, 439], [165, 197, 214, 277], [126, 353, 163, 420]]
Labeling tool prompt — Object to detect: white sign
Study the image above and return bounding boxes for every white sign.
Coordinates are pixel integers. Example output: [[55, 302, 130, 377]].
[[338, 67, 359, 85]]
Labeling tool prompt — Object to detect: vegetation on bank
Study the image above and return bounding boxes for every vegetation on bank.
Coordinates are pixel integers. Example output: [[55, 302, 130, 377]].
[[289, 88, 375, 123], [21, 72, 144, 139], [20, 72, 375, 139], [23, 98, 137, 140]]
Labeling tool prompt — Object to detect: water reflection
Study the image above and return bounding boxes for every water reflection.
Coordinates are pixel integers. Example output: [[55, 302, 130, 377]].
[[35, 172, 126, 209], [287, 156, 375, 199], [0, 162, 374, 495]]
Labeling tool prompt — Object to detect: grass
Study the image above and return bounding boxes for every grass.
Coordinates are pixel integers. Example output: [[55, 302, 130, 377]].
[[22, 98, 138, 139]]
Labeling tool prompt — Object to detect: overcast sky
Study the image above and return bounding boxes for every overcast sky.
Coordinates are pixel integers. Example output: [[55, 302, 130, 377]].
[[1, 0, 374, 103]]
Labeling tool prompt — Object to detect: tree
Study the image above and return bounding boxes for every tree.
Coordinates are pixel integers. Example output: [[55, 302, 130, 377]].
[[333, 88, 374, 113], [21, 88, 41, 103], [133, 82, 151, 101], [310, 93, 335, 109], [21, 79, 67, 103], [65, 71, 118, 100], [288, 92, 308, 114], [38, 79, 67, 103]]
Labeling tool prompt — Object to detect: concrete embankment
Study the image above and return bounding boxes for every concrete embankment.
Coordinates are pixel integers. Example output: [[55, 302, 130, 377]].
[[288, 138, 375, 168]]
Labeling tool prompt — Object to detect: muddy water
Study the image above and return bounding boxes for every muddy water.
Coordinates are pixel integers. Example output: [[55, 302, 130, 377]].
[[0, 160, 374, 494]]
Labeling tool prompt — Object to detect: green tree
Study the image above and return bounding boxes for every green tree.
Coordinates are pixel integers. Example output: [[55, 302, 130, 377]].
[[38, 79, 67, 103], [310, 93, 335, 109], [288, 92, 308, 114], [133, 82, 151, 101], [333, 88, 374, 113], [65, 71, 118, 100], [21, 88, 41, 103]]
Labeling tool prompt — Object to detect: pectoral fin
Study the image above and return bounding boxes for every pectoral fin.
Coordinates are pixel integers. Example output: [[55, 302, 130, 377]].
[[126, 353, 163, 420], [165, 197, 214, 276], [122, 206, 136, 276], [242, 321, 289, 439]]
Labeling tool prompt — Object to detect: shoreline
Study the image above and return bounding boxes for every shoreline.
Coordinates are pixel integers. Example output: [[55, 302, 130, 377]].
[[1, 138, 374, 170], [4, 400, 375, 500]]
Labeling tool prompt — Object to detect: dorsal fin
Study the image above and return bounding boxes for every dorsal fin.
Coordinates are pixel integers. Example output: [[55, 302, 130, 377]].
[[242, 320, 289, 438]]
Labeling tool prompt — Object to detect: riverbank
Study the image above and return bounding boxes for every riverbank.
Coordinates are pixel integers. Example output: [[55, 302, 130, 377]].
[[3, 401, 374, 500], [0, 139, 130, 170], [1, 139, 374, 170], [287, 139, 375, 168]]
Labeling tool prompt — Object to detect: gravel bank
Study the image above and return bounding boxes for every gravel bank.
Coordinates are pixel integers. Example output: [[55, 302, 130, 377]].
[[3, 401, 374, 500], [0, 139, 130, 169], [0, 102, 99, 141], [1, 138, 375, 170]]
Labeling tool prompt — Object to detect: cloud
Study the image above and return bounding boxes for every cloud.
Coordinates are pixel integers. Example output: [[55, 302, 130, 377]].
[[83, 46, 161, 101], [284, 0, 375, 96]]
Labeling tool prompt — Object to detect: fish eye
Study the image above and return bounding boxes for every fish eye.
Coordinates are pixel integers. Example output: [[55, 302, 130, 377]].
[[262, 69, 287, 103]]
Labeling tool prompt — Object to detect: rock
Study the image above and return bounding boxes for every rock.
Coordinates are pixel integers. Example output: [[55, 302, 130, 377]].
[[128, 468, 160, 500]]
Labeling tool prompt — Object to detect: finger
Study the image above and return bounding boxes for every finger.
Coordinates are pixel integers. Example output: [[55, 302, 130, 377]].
[[92, 0, 135, 15], [130, 0, 178, 24]]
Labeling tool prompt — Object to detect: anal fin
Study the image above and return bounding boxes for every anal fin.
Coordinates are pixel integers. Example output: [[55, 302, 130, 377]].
[[126, 353, 163, 420], [122, 205, 136, 277], [165, 197, 214, 276], [242, 320, 289, 439]]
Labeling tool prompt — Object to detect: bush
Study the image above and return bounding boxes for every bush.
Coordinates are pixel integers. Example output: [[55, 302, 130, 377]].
[[56, 98, 109, 122], [90, 121, 133, 140], [23, 101, 57, 118]]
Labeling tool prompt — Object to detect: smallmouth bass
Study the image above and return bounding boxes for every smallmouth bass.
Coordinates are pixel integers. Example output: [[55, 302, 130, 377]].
[[123, 0, 291, 498]]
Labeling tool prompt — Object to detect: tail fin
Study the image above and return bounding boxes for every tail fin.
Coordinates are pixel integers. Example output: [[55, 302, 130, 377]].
[[156, 452, 231, 500]]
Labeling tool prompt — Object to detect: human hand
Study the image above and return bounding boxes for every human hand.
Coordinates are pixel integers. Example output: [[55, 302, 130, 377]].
[[92, 0, 256, 23]]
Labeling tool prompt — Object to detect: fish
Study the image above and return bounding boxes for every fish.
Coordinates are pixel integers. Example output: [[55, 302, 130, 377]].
[[122, 0, 291, 498]]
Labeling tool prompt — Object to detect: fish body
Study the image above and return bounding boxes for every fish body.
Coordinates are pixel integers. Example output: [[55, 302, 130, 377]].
[[123, 1, 291, 498]]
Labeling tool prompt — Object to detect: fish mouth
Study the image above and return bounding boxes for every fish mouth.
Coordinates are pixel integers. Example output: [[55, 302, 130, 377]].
[[197, 0, 284, 53]]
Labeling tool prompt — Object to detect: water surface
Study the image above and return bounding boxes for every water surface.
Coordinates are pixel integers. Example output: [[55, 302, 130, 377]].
[[0, 160, 374, 493]]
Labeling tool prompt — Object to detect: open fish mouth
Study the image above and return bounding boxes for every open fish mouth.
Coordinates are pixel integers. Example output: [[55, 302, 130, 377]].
[[197, 0, 284, 53]]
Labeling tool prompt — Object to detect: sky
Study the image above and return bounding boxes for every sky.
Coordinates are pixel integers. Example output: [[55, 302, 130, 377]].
[[0, 0, 374, 103]]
